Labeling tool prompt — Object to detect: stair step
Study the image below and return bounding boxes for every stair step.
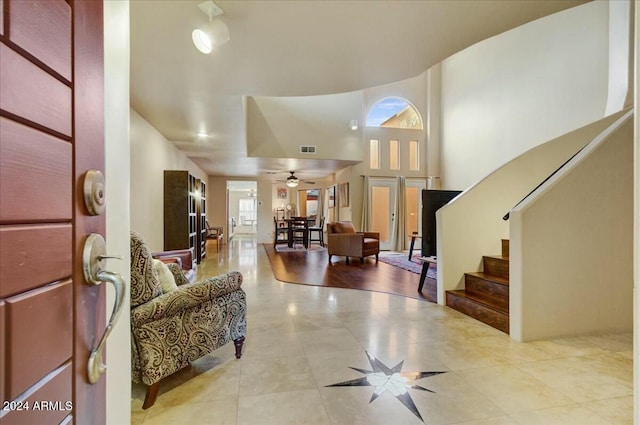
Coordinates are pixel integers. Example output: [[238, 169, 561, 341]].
[[446, 290, 509, 334], [482, 255, 509, 280], [464, 272, 509, 311], [501, 239, 509, 258], [465, 271, 509, 286]]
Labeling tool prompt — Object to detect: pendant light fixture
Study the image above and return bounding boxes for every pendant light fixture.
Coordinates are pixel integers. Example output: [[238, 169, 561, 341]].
[[286, 171, 300, 188], [193, 1, 230, 54]]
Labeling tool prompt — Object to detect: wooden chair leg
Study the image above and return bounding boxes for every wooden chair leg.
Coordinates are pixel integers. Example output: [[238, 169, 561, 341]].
[[142, 382, 161, 410], [418, 263, 429, 293], [234, 336, 245, 359]]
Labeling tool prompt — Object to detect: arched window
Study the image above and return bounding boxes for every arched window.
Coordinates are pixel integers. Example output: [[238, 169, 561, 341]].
[[366, 97, 423, 130]]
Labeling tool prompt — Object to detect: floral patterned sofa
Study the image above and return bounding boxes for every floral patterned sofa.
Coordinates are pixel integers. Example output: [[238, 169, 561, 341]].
[[130, 232, 247, 408]]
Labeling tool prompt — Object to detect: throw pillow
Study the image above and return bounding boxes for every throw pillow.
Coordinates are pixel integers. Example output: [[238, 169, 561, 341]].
[[152, 259, 178, 293]]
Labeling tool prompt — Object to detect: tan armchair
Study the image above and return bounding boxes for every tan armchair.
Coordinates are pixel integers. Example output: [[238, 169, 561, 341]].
[[327, 221, 380, 264], [130, 232, 246, 409]]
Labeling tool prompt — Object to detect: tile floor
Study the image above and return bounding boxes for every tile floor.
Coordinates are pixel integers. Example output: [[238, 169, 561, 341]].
[[131, 237, 633, 425]]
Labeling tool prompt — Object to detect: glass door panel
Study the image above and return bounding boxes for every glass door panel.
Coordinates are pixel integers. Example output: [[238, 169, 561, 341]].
[[369, 179, 396, 250], [405, 187, 419, 234]]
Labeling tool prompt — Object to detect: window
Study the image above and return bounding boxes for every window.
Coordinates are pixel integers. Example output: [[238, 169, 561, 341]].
[[238, 198, 257, 226], [369, 139, 380, 169], [366, 97, 423, 130], [389, 139, 399, 170], [409, 140, 419, 171]]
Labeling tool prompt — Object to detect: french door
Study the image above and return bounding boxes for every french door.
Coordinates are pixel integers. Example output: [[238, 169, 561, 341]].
[[368, 178, 427, 251], [369, 178, 397, 250], [0, 1, 107, 423]]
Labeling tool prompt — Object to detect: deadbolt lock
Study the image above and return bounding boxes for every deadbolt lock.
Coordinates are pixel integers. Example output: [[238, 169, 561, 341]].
[[84, 170, 106, 215]]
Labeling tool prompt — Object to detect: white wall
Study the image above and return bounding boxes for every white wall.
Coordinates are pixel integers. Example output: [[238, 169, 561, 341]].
[[633, 4, 639, 421], [130, 109, 207, 251], [335, 167, 353, 222], [207, 177, 227, 242], [510, 111, 634, 341], [436, 112, 627, 304], [363, 73, 429, 180], [440, 1, 609, 190], [604, 0, 634, 114], [425, 65, 442, 180], [104, 1, 130, 424], [333, 73, 431, 232], [246, 92, 364, 161]]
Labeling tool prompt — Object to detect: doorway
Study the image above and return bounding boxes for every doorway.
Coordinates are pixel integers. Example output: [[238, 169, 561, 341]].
[[367, 178, 427, 251], [369, 178, 396, 250], [227, 181, 257, 240], [298, 188, 320, 221]]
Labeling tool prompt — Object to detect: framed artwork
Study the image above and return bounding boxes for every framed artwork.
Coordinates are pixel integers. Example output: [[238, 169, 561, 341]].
[[339, 182, 349, 207], [277, 187, 287, 199]]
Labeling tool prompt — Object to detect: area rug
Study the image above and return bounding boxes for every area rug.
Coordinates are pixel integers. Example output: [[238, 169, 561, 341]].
[[378, 253, 437, 279]]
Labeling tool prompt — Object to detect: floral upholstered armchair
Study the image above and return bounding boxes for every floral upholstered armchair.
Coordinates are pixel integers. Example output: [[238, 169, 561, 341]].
[[130, 232, 247, 409]]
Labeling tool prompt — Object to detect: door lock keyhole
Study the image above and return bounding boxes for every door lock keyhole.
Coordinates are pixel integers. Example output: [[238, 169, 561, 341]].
[[84, 170, 106, 215]]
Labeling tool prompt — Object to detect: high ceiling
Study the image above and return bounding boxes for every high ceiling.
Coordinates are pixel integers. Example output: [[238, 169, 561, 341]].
[[130, 0, 587, 180]]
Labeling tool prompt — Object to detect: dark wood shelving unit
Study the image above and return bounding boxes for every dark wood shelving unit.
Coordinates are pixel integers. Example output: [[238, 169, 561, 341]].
[[197, 179, 207, 262], [163, 170, 202, 265]]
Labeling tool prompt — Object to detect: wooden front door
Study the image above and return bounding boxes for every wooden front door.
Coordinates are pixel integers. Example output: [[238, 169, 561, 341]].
[[0, 1, 106, 424]]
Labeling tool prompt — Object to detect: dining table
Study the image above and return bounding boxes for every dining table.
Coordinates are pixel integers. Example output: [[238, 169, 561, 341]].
[[283, 217, 316, 248]]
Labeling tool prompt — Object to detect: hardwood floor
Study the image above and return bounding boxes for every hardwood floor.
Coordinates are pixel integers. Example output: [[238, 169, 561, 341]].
[[263, 244, 436, 302]]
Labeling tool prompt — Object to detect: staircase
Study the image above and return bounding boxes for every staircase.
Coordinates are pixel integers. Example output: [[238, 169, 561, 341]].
[[445, 239, 510, 334]]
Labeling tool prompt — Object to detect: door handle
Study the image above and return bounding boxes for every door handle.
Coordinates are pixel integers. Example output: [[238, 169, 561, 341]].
[[82, 233, 126, 384]]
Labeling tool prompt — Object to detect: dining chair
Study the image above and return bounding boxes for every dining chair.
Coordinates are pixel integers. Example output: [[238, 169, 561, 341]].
[[308, 217, 325, 247], [288, 216, 309, 249], [205, 220, 224, 252], [273, 216, 289, 248]]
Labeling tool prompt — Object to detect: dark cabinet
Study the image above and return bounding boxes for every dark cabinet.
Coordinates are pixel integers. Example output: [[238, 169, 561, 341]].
[[163, 170, 207, 264], [197, 179, 207, 262]]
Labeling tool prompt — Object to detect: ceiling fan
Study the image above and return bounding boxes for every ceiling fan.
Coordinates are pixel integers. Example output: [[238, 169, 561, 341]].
[[273, 171, 315, 188]]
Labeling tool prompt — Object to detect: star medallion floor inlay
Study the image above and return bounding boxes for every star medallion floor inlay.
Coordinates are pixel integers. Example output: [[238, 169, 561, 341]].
[[327, 351, 447, 423]]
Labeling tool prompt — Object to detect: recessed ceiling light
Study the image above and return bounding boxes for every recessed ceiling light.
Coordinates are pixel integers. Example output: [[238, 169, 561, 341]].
[[197, 132, 208, 138]]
